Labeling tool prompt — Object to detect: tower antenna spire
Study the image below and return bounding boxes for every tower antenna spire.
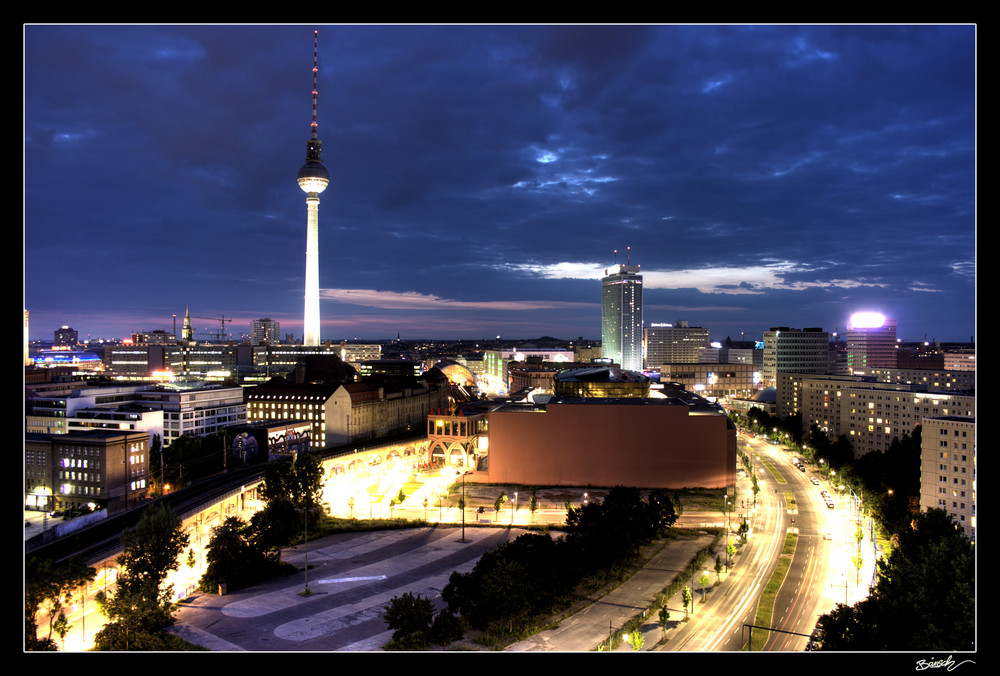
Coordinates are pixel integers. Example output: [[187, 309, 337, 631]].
[[311, 29, 319, 140]]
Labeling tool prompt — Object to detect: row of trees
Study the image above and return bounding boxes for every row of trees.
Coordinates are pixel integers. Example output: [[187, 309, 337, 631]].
[[732, 408, 922, 543], [25, 557, 96, 650], [25, 502, 195, 651], [383, 486, 679, 648]]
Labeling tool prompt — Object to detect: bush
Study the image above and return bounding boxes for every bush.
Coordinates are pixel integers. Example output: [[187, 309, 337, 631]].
[[384, 592, 434, 646]]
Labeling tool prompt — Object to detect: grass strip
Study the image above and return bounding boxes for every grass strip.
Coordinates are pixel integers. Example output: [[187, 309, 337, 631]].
[[759, 458, 787, 484], [748, 531, 798, 651]]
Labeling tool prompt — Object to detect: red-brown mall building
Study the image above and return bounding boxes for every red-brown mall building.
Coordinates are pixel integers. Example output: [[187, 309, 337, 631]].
[[481, 395, 737, 490]]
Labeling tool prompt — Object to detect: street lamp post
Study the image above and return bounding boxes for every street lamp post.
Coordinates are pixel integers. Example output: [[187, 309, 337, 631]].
[[296, 499, 315, 597], [725, 496, 731, 569], [460, 470, 468, 542]]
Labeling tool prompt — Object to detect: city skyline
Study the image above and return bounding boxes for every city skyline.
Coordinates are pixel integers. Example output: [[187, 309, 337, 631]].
[[24, 24, 976, 344]]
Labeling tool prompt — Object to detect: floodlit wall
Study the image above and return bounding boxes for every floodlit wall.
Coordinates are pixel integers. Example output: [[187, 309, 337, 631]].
[[485, 399, 736, 489]]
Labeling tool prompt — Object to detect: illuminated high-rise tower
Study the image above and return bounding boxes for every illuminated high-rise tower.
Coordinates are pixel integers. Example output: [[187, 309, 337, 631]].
[[846, 312, 897, 374], [601, 249, 643, 371], [297, 30, 329, 347]]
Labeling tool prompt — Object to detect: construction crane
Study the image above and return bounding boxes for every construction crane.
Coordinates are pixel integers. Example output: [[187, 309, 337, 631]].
[[193, 315, 233, 343]]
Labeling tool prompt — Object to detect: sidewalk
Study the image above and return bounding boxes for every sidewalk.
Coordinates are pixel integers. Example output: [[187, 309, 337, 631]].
[[506, 533, 717, 651]]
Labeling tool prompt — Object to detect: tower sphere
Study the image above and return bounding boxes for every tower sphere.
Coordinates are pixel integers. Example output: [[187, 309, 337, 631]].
[[297, 162, 329, 194]]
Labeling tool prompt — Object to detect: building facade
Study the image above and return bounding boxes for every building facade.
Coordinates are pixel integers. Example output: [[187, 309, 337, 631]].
[[427, 406, 488, 469], [251, 318, 281, 345], [775, 371, 975, 456], [658, 362, 759, 400], [644, 321, 710, 368], [25, 382, 246, 449], [482, 348, 575, 395], [601, 264, 643, 371], [762, 327, 829, 387], [53, 325, 78, 347], [553, 366, 650, 398], [246, 373, 450, 450], [920, 416, 975, 540], [25, 429, 151, 514]]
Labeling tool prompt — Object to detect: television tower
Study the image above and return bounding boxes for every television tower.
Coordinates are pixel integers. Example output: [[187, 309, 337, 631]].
[[297, 30, 329, 347]]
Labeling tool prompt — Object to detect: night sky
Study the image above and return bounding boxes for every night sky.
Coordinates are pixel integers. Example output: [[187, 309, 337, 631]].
[[24, 24, 976, 344]]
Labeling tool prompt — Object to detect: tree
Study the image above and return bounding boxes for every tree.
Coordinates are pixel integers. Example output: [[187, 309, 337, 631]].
[[529, 491, 538, 522], [443, 532, 571, 634], [93, 503, 189, 650], [698, 571, 711, 601], [682, 586, 692, 620], [383, 592, 435, 650], [627, 628, 644, 651], [429, 608, 463, 647], [260, 453, 325, 519], [494, 491, 507, 522], [658, 605, 670, 637], [646, 488, 679, 533], [200, 516, 254, 592], [25, 556, 95, 651], [714, 555, 724, 583], [248, 496, 299, 558]]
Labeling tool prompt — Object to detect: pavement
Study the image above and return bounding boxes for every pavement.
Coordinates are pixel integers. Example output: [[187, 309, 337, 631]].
[[167, 520, 726, 652], [170, 525, 528, 651]]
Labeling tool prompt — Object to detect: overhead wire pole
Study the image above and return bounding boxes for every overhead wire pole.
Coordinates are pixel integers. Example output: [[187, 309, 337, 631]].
[[741, 623, 814, 651]]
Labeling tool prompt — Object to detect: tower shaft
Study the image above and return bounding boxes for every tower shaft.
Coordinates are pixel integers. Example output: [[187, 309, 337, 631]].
[[303, 194, 321, 347]]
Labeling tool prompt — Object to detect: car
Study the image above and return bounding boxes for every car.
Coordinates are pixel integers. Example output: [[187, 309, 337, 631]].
[[811, 477, 820, 485], [823, 532, 833, 540], [826, 501, 835, 510]]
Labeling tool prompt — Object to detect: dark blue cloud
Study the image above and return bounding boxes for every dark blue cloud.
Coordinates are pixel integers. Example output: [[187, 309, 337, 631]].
[[24, 24, 975, 343]]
